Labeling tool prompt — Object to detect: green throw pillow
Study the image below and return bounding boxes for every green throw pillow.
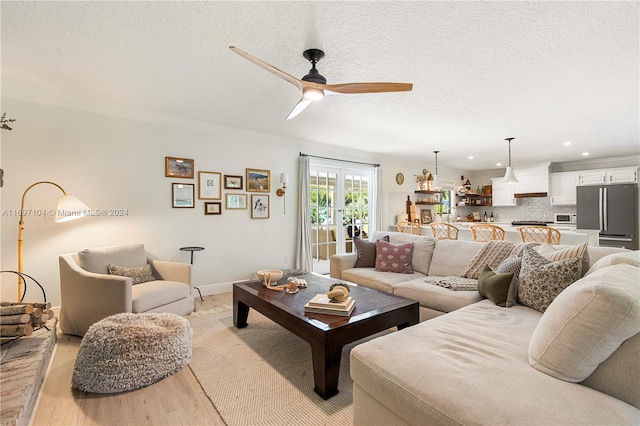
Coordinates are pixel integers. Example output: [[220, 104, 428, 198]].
[[477, 264, 515, 307]]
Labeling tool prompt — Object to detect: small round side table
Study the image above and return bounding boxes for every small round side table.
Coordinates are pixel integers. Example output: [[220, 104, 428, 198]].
[[180, 246, 205, 301]]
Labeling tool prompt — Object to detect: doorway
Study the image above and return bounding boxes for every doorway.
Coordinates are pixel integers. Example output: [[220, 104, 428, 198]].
[[309, 164, 372, 274]]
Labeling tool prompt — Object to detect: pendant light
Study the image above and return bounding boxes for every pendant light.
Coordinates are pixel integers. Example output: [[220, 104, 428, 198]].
[[502, 138, 519, 183], [432, 150, 441, 189]]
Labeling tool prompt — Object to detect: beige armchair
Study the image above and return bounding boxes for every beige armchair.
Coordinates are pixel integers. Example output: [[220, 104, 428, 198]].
[[59, 243, 194, 336]]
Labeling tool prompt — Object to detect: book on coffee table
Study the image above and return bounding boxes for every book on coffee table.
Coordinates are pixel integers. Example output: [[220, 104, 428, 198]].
[[304, 295, 355, 316]]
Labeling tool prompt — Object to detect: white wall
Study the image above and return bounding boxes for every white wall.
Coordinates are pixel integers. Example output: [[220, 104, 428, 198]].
[[0, 97, 465, 306]]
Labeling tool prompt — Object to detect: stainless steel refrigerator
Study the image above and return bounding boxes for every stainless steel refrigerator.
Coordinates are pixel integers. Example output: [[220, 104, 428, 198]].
[[577, 183, 638, 249]]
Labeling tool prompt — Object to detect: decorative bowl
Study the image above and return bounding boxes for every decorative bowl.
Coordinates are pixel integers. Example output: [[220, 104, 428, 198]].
[[257, 269, 284, 284]]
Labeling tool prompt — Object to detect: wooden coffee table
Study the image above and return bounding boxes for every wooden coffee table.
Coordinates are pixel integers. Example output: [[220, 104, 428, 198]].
[[233, 272, 419, 399]]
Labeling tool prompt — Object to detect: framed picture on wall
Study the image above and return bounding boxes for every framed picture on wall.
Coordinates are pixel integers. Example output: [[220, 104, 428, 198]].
[[421, 209, 432, 224], [246, 168, 270, 192], [204, 202, 222, 215], [198, 171, 222, 200], [165, 157, 194, 179], [225, 193, 248, 210], [251, 194, 269, 219], [224, 175, 243, 190], [172, 183, 195, 208]]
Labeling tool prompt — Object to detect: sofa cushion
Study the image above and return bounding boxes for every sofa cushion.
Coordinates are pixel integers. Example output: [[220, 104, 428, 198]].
[[534, 243, 587, 275], [517, 246, 581, 313], [477, 265, 515, 307], [411, 238, 437, 275], [528, 264, 640, 383], [107, 264, 156, 285], [461, 240, 516, 279], [131, 280, 191, 313], [353, 235, 389, 268], [375, 240, 414, 274], [428, 240, 483, 277], [350, 300, 639, 425], [394, 278, 483, 313], [78, 244, 148, 275], [584, 250, 640, 277], [342, 269, 425, 294]]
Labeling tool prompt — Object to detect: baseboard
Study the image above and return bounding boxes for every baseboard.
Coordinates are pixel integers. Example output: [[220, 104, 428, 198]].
[[194, 280, 245, 296]]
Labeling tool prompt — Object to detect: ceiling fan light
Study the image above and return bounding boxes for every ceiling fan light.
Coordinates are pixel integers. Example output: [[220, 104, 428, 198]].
[[503, 167, 519, 183], [303, 87, 324, 101]]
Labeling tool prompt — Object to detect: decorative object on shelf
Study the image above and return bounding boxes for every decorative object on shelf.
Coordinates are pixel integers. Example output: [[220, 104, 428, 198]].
[[224, 175, 243, 189], [327, 283, 350, 302], [463, 177, 472, 192], [251, 194, 270, 218], [172, 183, 195, 208], [198, 171, 222, 200], [16, 181, 90, 300], [246, 168, 270, 192], [395, 173, 404, 185], [432, 151, 441, 189], [502, 137, 519, 183], [204, 202, 222, 215], [165, 157, 194, 179], [276, 172, 288, 214], [225, 193, 247, 209], [415, 169, 432, 190]]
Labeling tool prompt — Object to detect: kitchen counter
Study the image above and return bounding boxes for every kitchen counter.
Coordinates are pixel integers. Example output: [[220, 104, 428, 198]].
[[392, 222, 599, 246]]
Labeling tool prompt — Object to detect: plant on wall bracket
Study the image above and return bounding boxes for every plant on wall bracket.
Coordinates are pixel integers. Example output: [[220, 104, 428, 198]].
[[1, 112, 16, 131]]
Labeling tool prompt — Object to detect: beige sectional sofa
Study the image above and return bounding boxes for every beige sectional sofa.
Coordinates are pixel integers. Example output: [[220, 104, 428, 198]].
[[329, 231, 640, 425]]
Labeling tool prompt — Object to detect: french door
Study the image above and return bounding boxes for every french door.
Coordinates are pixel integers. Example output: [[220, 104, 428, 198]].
[[309, 164, 372, 266]]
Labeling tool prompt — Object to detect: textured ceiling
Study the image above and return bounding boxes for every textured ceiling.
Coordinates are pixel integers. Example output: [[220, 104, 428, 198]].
[[1, 1, 638, 171]]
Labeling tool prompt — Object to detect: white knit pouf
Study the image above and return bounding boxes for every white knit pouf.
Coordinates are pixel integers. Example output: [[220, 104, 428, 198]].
[[72, 312, 192, 393]]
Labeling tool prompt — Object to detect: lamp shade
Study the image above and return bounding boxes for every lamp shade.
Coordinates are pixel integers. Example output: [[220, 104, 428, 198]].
[[55, 195, 90, 222], [280, 173, 289, 184], [502, 167, 519, 184], [432, 175, 441, 189]]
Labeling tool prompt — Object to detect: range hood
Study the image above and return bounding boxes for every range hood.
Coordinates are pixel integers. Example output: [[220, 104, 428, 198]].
[[514, 192, 548, 198]]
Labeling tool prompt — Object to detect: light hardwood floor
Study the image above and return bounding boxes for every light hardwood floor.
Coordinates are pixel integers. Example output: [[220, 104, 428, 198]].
[[33, 293, 232, 426]]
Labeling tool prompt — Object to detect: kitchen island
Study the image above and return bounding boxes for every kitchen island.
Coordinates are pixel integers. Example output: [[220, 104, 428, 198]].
[[394, 222, 600, 246]]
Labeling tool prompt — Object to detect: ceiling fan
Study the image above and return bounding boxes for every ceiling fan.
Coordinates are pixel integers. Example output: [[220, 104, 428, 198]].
[[229, 46, 413, 120]]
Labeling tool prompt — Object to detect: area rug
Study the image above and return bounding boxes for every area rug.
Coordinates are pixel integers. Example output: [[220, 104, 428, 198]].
[[187, 305, 389, 426]]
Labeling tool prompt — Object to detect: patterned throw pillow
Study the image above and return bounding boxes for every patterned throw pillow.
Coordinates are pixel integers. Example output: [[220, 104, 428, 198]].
[[534, 243, 587, 275], [517, 246, 581, 313], [107, 263, 156, 285], [353, 235, 390, 268], [375, 240, 414, 274], [460, 240, 516, 279], [495, 255, 523, 302], [477, 265, 515, 307]]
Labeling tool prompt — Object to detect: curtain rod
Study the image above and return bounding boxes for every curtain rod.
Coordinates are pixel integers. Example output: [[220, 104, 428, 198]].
[[299, 153, 379, 167]]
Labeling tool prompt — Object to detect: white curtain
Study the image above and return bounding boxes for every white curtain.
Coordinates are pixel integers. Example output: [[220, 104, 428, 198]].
[[369, 165, 383, 239], [295, 155, 312, 272]]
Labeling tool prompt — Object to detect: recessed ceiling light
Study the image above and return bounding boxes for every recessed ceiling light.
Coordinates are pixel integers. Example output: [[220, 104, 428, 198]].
[[468, 156, 474, 160], [564, 141, 572, 146], [582, 152, 589, 156], [496, 162, 502, 167]]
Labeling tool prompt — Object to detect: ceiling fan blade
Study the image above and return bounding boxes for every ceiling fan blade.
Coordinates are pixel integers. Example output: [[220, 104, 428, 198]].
[[229, 46, 302, 90], [321, 82, 413, 94], [286, 98, 312, 120]]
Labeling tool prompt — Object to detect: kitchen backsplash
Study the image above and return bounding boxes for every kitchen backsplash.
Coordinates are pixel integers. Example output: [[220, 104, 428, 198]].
[[456, 197, 576, 223]]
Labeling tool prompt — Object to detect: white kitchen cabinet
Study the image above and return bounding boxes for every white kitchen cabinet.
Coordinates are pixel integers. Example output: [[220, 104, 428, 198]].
[[578, 170, 607, 185], [606, 168, 637, 184], [578, 167, 638, 185], [549, 172, 579, 205], [491, 177, 516, 206]]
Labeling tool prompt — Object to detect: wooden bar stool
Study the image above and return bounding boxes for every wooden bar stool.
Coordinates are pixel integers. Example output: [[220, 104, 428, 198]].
[[518, 225, 561, 244], [398, 221, 423, 235], [470, 224, 505, 242], [429, 222, 459, 240]]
